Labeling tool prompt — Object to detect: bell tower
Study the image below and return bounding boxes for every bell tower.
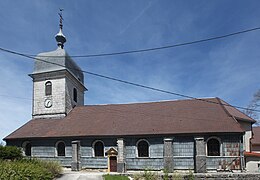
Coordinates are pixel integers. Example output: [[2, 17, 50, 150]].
[[29, 11, 87, 119]]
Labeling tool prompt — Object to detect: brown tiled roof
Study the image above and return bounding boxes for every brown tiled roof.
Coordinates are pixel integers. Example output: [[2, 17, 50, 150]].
[[252, 127, 260, 145], [219, 99, 255, 123], [4, 98, 248, 140]]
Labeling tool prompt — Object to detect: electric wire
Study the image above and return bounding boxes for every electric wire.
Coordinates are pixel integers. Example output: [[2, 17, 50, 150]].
[[0, 46, 259, 113], [84, 105, 240, 124], [25, 26, 260, 58], [0, 94, 31, 100]]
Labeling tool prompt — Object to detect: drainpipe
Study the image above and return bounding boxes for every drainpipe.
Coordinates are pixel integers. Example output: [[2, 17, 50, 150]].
[[240, 135, 245, 172]]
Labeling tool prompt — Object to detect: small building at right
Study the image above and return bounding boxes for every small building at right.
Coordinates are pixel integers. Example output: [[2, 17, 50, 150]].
[[245, 126, 260, 172]]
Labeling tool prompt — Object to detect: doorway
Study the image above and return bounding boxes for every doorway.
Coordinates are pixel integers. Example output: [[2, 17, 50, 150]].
[[109, 156, 117, 172]]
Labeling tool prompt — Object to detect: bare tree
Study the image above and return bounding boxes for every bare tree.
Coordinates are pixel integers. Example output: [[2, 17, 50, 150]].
[[245, 89, 260, 124]]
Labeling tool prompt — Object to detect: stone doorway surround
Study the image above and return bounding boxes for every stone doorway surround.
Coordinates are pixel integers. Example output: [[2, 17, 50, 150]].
[[106, 147, 118, 172]]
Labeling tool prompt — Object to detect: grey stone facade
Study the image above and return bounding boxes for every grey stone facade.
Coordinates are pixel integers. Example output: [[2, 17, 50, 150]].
[[6, 134, 243, 172], [71, 141, 81, 171], [194, 137, 206, 173], [117, 138, 126, 173], [163, 138, 173, 172], [29, 48, 86, 119]]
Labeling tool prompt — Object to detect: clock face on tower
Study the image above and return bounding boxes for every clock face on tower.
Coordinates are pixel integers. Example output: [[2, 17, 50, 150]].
[[44, 98, 52, 108]]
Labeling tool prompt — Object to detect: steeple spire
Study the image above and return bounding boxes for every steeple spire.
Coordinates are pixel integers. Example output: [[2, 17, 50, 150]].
[[55, 9, 66, 49]]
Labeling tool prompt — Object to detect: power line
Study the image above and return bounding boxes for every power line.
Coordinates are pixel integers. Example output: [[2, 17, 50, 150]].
[[88, 106, 242, 123], [0, 46, 259, 113], [26, 26, 260, 58], [0, 92, 246, 123], [0, 94, 31, 101]]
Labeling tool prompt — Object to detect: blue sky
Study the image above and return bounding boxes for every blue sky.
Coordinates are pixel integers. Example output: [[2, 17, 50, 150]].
[[0, 0, 260, 142]]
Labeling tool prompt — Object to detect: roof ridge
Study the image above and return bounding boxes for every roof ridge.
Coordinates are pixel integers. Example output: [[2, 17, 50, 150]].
[[83, 97, 218, 106], [216, 97, 232, 117], [219, 98, 256, 123], [36, 48, 66, 56], [216, 97, 242, 125], [216, 98, 252, 132]]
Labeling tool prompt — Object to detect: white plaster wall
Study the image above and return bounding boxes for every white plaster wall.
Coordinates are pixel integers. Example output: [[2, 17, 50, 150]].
[[246, 160, 260, 172], [239, 121, 252, 152]]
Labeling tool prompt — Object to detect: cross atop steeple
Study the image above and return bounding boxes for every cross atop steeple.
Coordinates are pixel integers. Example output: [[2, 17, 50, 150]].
[[55, 9, 66, 49], [58, 8, 64, 30]]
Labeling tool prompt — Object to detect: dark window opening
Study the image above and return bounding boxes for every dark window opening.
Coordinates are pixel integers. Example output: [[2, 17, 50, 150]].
[[207, 138, 220, 156], [45, 81, 52, 96], [94, 141, 104, 157], [138, 140, 149, 157], [57, 142, 65, 156], [73, 88, 77, 103], [25, 143, 31, 156]]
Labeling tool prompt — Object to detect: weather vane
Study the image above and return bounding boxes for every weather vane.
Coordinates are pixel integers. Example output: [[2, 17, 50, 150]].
[[58, 8, 64, 29]]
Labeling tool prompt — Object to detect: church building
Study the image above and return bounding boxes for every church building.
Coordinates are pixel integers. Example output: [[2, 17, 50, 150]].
[[4, 18, 256, 173]]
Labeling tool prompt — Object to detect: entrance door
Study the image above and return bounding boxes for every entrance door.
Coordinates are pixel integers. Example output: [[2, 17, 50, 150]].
[[110, 156, 117, 172]]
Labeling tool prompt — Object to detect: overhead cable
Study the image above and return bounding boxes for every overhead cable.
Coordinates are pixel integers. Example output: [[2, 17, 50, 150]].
[[25, 26, 260, 58], [0, 46, 259, 113]]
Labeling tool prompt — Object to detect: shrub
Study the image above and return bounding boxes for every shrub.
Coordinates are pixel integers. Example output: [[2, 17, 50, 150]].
[[0, 160, 52, 179], [185, 170, 195, 180], [163, 168, 169, 180], [39, 160, 63, 177], [133, 169, 158, 180], [103, 174, 129, 180], [143, 169, 157, 180], [0, 159, 62, 179], [172, 171, 182, 180], [0, 145, 23, 160]]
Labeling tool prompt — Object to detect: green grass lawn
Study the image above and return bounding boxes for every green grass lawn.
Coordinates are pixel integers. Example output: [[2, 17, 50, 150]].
[[103, 174, 129, 180]]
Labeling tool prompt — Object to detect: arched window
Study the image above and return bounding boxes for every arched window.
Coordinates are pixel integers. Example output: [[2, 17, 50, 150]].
[[56, 141, 65, 156], [207, 138, 220, 156], [45, 81, 52, 96], [73, 88, 77, 102], [22, 142, 31, 156], [93, 141, 104, 157], [137, 140, 149, 157]]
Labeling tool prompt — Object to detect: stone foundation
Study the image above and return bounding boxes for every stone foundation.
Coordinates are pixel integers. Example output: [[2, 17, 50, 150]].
[[193, 173, 260, 180], [130, 173, 260, 180]]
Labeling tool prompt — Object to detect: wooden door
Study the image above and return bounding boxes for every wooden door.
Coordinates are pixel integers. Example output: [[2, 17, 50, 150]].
[[110, 156, 117, 172]]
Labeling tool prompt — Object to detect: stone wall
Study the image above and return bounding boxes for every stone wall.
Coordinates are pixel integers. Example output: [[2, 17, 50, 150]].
[[173, 137, 194, 170], [125, 172, 260, 180], [126, 158, 164, 170], [194, 173, 260, 180], [135, 173, 260, 180], [31, 70, 85, 119], [205, 135, 242, 171], [6, 134, 244, 171], [33, 77, 66, 118], [65, 74, 84, 114], [125, 137, 164, 170], [81, 157, 107, 169]]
